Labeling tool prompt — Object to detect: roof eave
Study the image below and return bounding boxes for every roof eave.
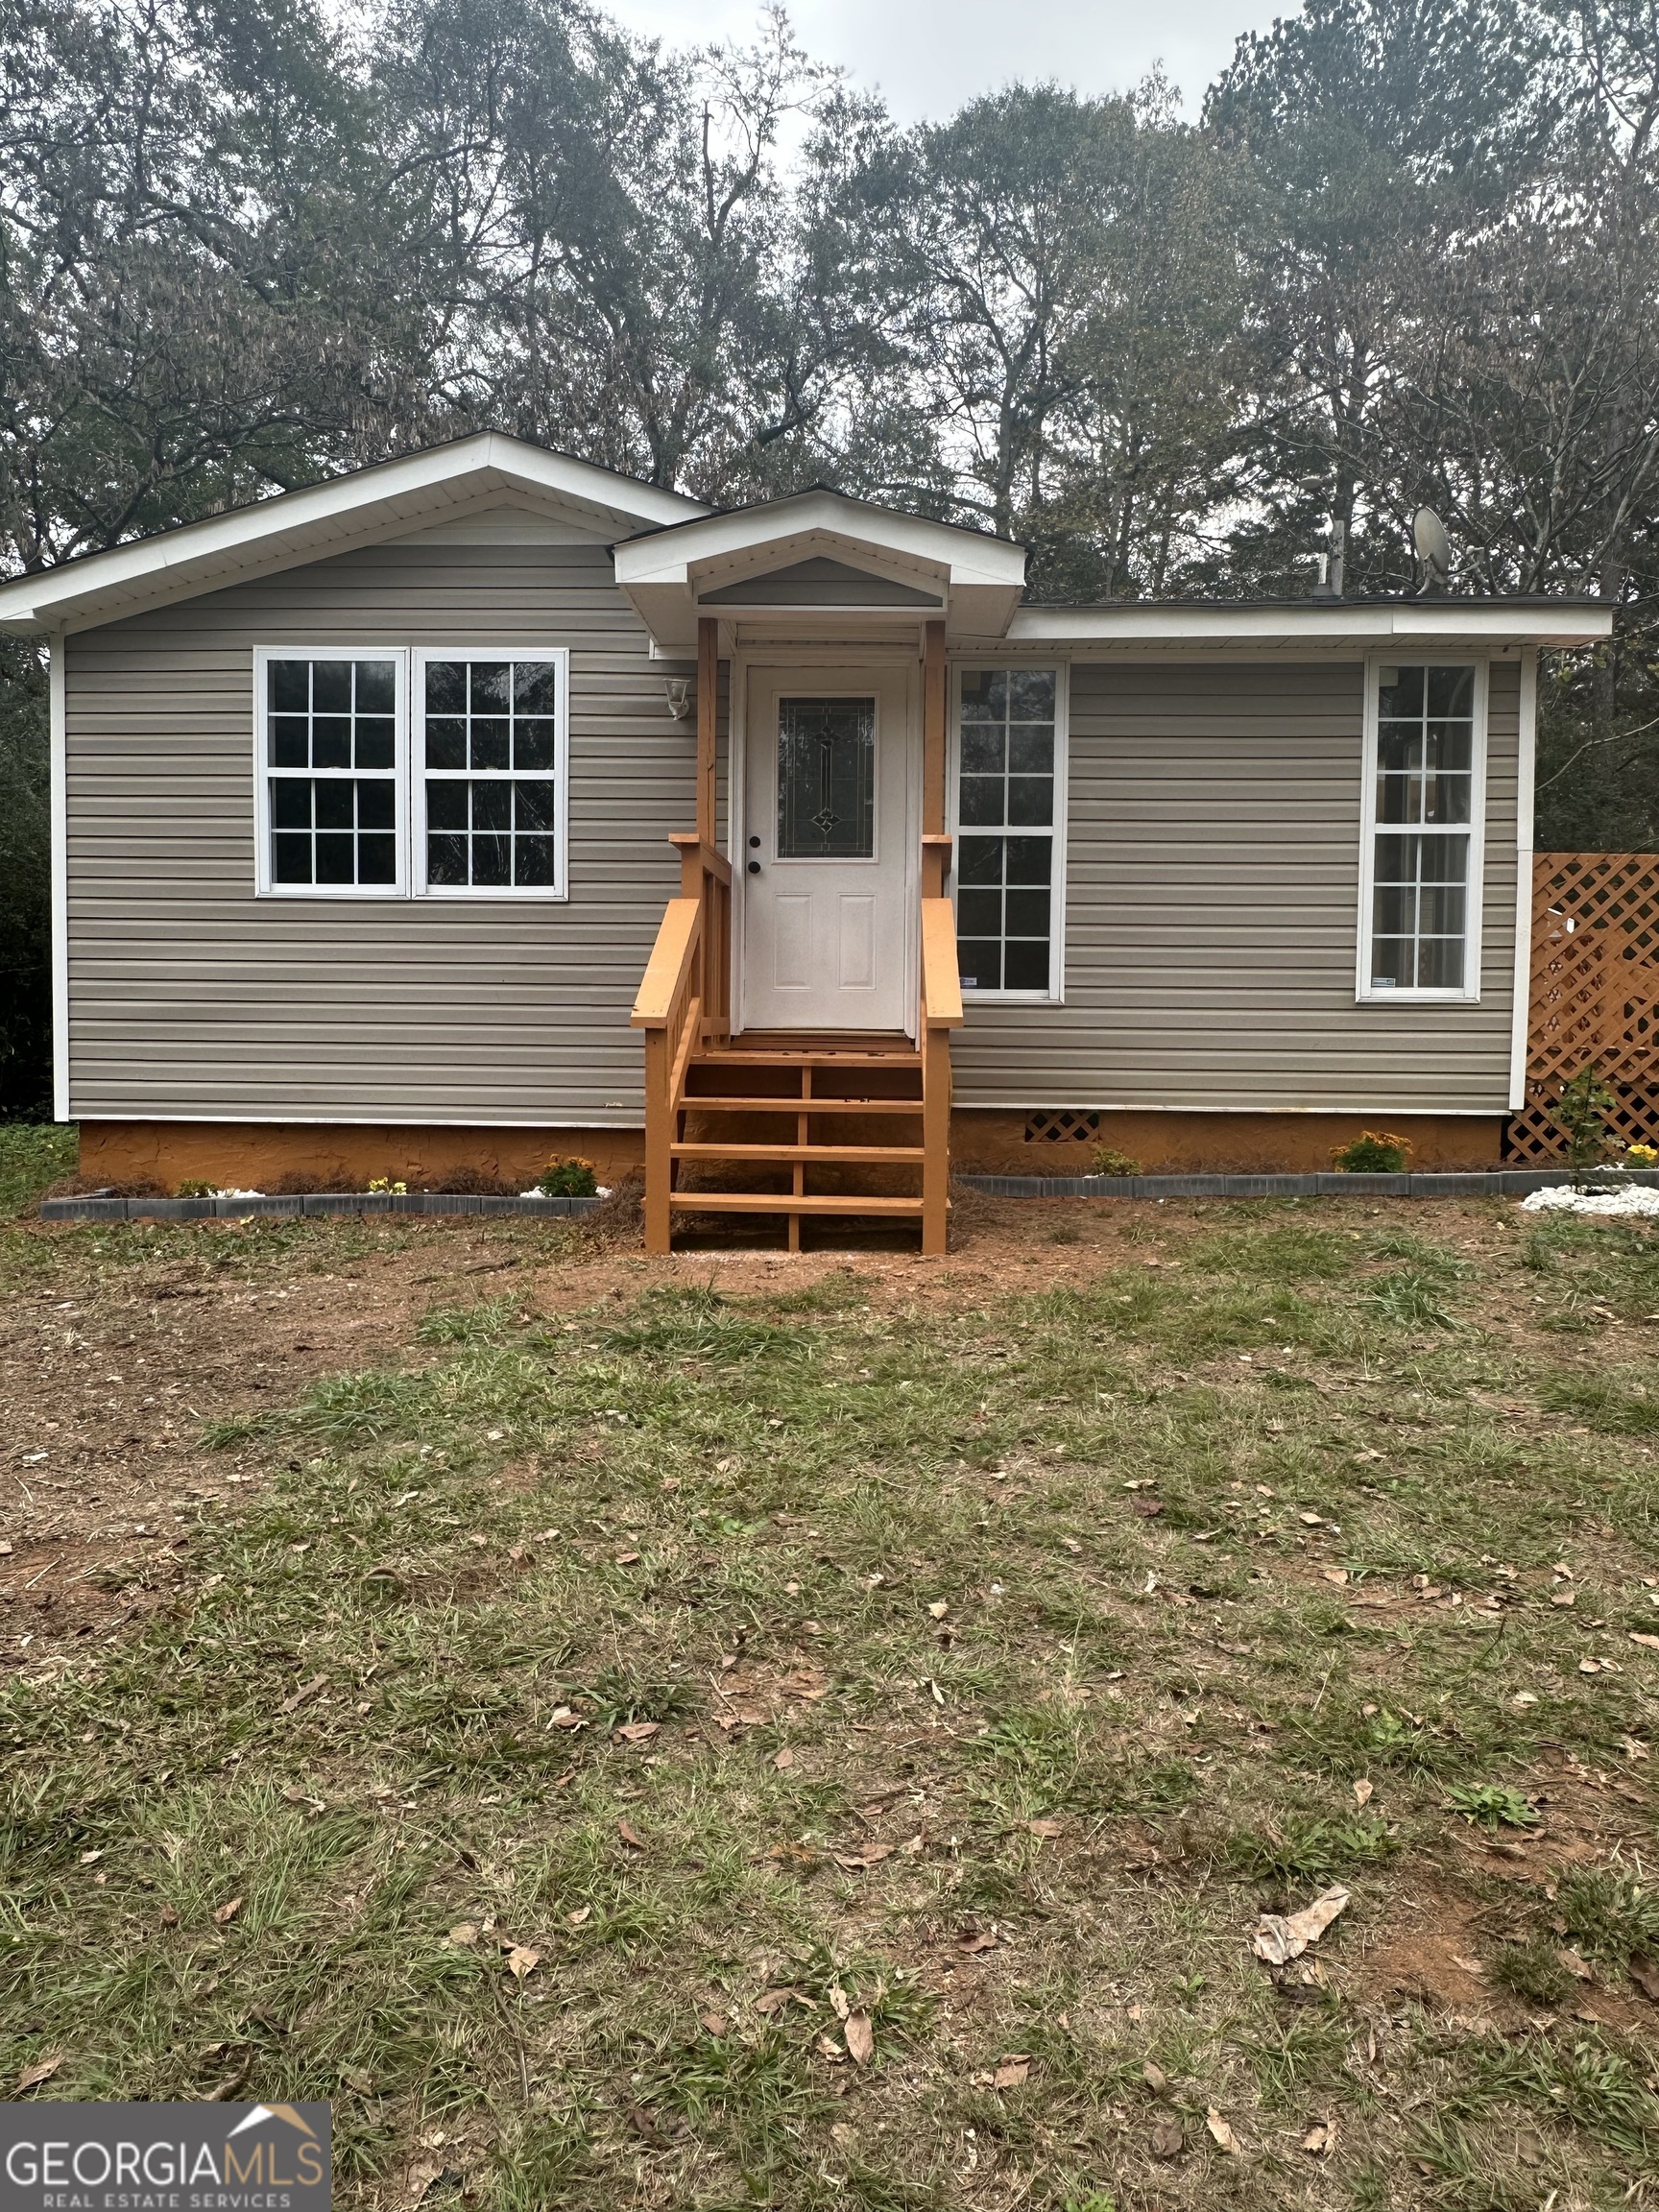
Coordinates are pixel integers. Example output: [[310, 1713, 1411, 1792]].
[[0, 433, 710, 634]]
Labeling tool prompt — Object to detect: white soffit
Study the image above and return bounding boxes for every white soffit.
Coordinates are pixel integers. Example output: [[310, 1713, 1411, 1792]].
[[1007, 601, 1615, 652], [613, 491, 1027, 650], [0, 433, 709, 634]]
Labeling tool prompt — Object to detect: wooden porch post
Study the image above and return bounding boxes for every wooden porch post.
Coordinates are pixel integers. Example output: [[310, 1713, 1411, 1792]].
[[923, 619, 947, 892], [921, 617, 951, 1254], [697, 617, 718, 847]]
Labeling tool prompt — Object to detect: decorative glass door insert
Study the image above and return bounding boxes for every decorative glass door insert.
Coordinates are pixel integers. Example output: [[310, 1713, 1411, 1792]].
[[777, 697, 876, 858]]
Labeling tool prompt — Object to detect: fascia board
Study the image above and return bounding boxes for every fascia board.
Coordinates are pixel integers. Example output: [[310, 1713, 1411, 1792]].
[[0, 433, 707, 633], [613, 493, 1026, 589], [1007, 604, 1614, 649]]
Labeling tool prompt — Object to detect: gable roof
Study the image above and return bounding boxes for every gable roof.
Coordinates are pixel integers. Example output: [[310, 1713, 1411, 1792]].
[[0, 432, 709, 635], [612, 486, 1027, 645]]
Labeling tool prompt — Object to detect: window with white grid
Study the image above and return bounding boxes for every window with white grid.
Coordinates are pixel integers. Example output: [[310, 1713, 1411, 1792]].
[[950, 665, 1067, 997], [1359, 661, 1485, 998], [256, 652, 405, 895], [415, 652, 568, 898]]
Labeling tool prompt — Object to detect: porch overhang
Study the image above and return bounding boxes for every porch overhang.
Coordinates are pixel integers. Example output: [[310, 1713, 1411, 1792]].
[[613, 490, 1027, 653]]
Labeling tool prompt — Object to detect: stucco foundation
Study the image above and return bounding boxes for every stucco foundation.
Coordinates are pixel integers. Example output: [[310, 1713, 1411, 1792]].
[[950, 1109, 1504, 1176], [76, 1108, 1503, 1195], [76, 1122, 647, 1194]]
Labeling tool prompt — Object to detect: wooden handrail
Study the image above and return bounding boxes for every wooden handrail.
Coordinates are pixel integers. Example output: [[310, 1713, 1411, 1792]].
[[631, 896, 701, 1028], [920, 896, 964, 1028], [668, 831, 733, 889]]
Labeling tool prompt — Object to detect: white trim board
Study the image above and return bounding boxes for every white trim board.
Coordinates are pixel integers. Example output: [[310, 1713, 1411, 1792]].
[[49, 637, 68, 1121], [1509, 647, 1539, 1112]]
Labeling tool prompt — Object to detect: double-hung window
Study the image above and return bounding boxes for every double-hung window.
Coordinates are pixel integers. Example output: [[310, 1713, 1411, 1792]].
[[258, 653, 404, 893], [254, 646, 568, 900], [950, 665, 1066, 997], [415, 653, 566, 896], [1358, 661, 1484, 998]]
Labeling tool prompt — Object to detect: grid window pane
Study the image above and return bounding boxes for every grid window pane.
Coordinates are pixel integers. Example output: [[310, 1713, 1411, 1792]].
[[1368, 665, 1476, 990], [1370, 813, 1470, 992], [264, 655, 401, 892], [421, 658, 564, 893], [266, 775, 398, 887], [952, 661, 1060, 998]]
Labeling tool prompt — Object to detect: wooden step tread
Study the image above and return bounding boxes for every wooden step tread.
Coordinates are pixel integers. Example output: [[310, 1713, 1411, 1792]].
[[672, 1142, 926, 1165], [693, 1048, 922, 1070], [668, 1192, 927, 1218], [679, 1094, 926, 1115]]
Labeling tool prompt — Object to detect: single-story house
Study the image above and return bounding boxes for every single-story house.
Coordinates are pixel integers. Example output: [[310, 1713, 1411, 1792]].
[[0, 432, 1612, 1250]]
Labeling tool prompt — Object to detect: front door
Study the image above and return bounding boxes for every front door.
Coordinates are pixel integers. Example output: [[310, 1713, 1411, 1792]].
[[740, 663, 917, 1033]]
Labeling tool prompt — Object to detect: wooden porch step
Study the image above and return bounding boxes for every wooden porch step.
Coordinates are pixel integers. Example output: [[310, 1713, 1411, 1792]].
[[692, 1048, 922, 1071], [667, 1191, 927, 1216], [678, 1095, 926, 1116], [671, 1142, 926, 1165]]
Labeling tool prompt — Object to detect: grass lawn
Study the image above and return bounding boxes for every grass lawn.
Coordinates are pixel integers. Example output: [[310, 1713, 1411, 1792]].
[[1, 1134, 1656, 2209]]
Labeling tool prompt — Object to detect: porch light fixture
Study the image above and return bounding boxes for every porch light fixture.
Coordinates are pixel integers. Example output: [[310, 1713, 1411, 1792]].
[[663, 676, 692, 720]]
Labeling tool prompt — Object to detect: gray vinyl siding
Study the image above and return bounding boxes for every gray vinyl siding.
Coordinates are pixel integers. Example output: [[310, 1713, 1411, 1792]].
[[62, 541, 699, 1124], [951, 657, 1521, 1115]]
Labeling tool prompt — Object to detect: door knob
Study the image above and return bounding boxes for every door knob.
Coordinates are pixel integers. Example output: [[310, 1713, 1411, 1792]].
[[747, 859, 761, 875]]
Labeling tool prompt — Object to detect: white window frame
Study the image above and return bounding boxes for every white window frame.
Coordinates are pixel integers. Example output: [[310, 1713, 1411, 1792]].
[[948, 660, 1069, 1001], [1357, 654, 1487, 1003], [252, 645, 410, 899], [412, 646, 570, 902], [252, 645, 570, 902]]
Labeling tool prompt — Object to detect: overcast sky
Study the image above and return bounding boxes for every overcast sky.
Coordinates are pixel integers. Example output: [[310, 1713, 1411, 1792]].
[[602, 0, 1287, 120]]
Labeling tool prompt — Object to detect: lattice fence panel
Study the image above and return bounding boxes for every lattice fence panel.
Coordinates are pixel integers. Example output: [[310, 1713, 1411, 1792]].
[[1505, 852, 1659, 1163]]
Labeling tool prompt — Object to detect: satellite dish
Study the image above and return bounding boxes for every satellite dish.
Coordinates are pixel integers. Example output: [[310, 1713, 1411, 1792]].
[[1412, 506, 1451, 586]]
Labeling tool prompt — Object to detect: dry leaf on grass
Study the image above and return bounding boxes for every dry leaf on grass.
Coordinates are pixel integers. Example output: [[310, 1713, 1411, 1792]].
[[1251, 1885, 1349, 1965], [614, 1720, 660, 1743], [212, 1897, 244, 1926], [926, 1600, 950, 1620], [406, 2159, 444, 2207], [1352, 1779, 1374, 1806], [504, 1945, 541, 1981], [1320, 1567, 1349, 1586], [755, 1986, 804, 2016], [1556, 1947, 1595, 1982], [699, 2010, 728, 2036], [565, 1906, 591, 1928], [832, 1843, 893, 1871], [281, 1673, 325, 1714], [1302, 2122, 1334, 2154], [957, 1930, 998, 1955], [17, 2056, 62, 2093], [993, 2055, 1031, 2089], [1142, 2059, 1168, 2093], [1132, 1499, 1165, 1517], [1148, 2118, 1183, 2159], [446, 1923, 479, 1947], [843, 2011, 874, 2066], [1628, 1956, 1659, 2004], [616, 1820, 645, 1849], [1629, 1632, 1659, 1652], [1027, 1816, 1062, 1839], [772, 1745, 794, 1770], [828, 1985, 851, 2021], [1206, 2108, 1241, 2154], [777, 1667, 830, 1701]]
